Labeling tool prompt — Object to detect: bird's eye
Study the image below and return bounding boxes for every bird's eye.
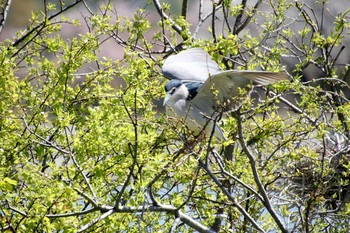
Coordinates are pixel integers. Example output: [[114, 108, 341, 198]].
[[170, 88, 176, 94]]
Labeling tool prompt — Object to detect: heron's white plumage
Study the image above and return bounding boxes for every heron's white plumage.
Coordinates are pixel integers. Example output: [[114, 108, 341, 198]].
[[192, 70, 287, 111], [163, 48, 288, 141], [162, 48, 221, 81], [164, 84, 226, 140]]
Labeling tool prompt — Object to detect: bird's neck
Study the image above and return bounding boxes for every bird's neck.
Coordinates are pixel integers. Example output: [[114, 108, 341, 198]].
[[173, 84, 189, 101], [167, 85, 189, 110]]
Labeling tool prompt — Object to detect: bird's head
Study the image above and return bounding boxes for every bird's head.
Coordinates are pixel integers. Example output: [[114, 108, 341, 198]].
[[163, 79, 188, 106], [163, 80, 203, 106]]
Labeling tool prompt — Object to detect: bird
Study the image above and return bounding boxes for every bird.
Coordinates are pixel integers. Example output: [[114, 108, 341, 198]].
[[162, 48, 287, 141]]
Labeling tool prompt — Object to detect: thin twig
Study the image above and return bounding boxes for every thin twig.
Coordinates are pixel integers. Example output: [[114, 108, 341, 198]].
[[12, 0, 83, 48], [193, 4, 222, 39], [7, 205, 27, 217], [212, 150, 264, 202]]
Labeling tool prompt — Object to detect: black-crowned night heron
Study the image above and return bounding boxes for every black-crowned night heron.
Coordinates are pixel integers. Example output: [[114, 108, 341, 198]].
[[162, 48, 287, 141]]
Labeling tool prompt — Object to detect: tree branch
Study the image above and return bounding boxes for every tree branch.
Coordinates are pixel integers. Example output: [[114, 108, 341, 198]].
[[174, 129, 266, 232], [77, 209, 114, 233], [212, 150, 264, 202], [210, 207, 225, 232], [75, 203, 216, 233], [73, 179, 215, 233], [197, 157, 266, 233], [169, 217, 181, 233], [152, 0, 183, 36], [193, 4, 222, 40], [233, 0, 262, 34], [236, 112, 288, 233], [64, 128, 97, 201], [74, 188, 98, 208], [181, 0, 188, 19], [211, 1, 217, 42], [46, 208, 96, 219], [7, 205, 27, 217], [0, 0, 12, 34], [12, 0, 83, 48], [233, 0, 247, 33]]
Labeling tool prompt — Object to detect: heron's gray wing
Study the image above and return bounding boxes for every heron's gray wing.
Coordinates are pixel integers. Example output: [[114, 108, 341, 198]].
[[162, 48, 221, 81], [191, 70, 288, 111]]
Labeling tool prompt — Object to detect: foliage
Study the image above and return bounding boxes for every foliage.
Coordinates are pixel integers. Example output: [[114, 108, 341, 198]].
[[0, 0, 350, 232]]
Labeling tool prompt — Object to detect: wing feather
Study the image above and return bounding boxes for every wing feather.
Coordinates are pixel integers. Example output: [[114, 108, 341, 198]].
[[191, 70, 288, 111], [162, 48, 221, 81]]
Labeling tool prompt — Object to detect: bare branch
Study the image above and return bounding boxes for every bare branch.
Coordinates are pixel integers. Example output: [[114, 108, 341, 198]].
[[152, 0, 183, 37], [7, 205, 27, 217], [193, 4, 222, 39], [212, 150, 264, 202], [210, 207, 225, 232], [193, 0, 203, 39], [211, 1, 217, 42], [82, 0, 94, 15], [0, 0, 12, 34], [233, 0, 247, 33], [74, 188, 98, 208], [74, 203, 216, 233], [233, 0, 262, 34], [12, 0, 83, 48], [173, 129, 266, 232], [77, 209, 114, 233], [46, 208, 96, 219], [181, 0, 188, 19], [64, 128, 97, 201], [197, 157, 266, 233], [236, 112, 288, 233], [169, 218, 181, 233]]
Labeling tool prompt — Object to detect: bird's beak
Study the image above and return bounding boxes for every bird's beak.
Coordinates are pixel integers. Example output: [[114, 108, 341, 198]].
[[163, 93, 171, 106]]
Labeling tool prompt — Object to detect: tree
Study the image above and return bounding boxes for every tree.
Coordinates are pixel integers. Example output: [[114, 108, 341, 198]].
[[0, 0, 350, 232]]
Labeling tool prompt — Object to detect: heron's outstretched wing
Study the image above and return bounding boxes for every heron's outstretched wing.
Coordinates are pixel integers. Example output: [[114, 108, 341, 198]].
[[162, 48, 221, 81], [191, 70, 288, 111]]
